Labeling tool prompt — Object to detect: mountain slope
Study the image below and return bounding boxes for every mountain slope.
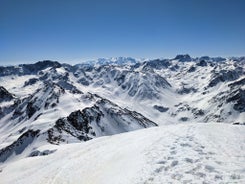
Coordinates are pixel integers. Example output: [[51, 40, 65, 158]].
[[0, 123, 244, 184]]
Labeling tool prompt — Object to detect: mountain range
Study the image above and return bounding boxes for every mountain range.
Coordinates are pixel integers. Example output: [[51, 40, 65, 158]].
[[0, 55, 244, 183]]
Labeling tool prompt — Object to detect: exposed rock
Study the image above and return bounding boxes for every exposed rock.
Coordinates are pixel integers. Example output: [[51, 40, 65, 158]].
[[0, 60, 62, 76], [143, 59, 171, 70], [153, 105, 169, 112], [78, 77, 90, 86], [0, 129, 40, 162], [196, 60, 208, 67], [188, 66, 196, 72], [179, 117, 189, 122], [226, 89, 245, 112], [177, 87, 197, 94], [0, 86, 14, 102], [23, 78, 39, 87], [48, 97, 157, 144], [26, 101, 38, 118], [174, 54, 192, 62], [192, 108, 205, 118], [29, 149, 56, 157], [208, 70, 242, 87], [228, 78, 245, 89]]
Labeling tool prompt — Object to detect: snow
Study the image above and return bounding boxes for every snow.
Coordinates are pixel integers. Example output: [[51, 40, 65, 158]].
[[0, 123, 244, 184], [0, 75, 42, 98], [0, 57, 244, 183]]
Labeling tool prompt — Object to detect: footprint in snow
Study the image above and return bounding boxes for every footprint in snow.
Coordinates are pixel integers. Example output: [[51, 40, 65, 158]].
[[167, 156, 174, 160], [171, 173, 183, 180], [205, 165, 216, 173], [157, 160, 166, 165], [171, 160, 178, 167], [170, 146, 176, 150], [180, 143, 191, 147], [170, 150, 177, 155], [195, 172, 206, 178], [185, 158, 194, 163], [154, 166, 165, 173]]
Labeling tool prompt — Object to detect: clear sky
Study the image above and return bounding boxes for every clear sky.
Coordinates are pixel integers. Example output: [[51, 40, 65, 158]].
[[1, 0, 245, 65]]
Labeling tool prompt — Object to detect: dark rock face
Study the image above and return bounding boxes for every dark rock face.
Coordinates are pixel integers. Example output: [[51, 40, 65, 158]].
[[0, 105, 15, 119], [177, 87, 197, 94], [208, 70, 241, 87], [23, 78, 39, 87], [179, 117, 189, 121], [174, 54, 192, 62], [228, 78, 245, 89], [26, 101, 39, 118], [227, 89, 245, 112], [192, 108, 205, 118], [0, 66, 21, 76], [37, 67, 82, 94], [176, 104, 191, 112], [153, 105, 169, 112], [23, 60, 61, 72], [47, 97, 157, 144], [130, 62, 141, 70], [143, 59, 171, 70], [48, 107, 101, 144], [114, 72, 126, 86], [0, 86, 14, 102], [12, 82, 65, 122], [0, 60, 61, 76], [0, 88, 17, 120], [29, 149, 56, 157], [188, 66, 196, 72], [56, 80, 82, 94], [196, 60, 207, 67], [199, 56, 210, 61], [0, 129, 40, 162], [67, 110, 96, 132], [78, 77, 90, 86]]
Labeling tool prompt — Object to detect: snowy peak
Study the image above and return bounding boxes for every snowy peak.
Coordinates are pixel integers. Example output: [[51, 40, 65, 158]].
[[11, 82, 65, 122], [48, 95, 157, 144], [76, 57, 140, 67], [173, 54, 192, 62]]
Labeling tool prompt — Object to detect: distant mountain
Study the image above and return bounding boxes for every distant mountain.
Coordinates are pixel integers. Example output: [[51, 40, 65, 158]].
[[76, 57, 144, 67], [173, 54, 192, 62]]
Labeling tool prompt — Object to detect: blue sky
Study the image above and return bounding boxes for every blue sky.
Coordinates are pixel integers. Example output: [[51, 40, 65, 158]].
[[1, 0, 245, 65]]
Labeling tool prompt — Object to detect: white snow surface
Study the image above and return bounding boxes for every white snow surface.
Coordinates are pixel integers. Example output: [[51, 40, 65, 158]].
[[0, 123, 244, 184]]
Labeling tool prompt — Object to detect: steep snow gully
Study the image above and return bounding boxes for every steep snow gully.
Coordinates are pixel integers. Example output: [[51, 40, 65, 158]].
[[0, 56, 245, 183]]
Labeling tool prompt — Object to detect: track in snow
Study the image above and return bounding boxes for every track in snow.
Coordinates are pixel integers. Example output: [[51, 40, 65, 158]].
[[137, 125, 241, 183], [0, 123, 244, 184]]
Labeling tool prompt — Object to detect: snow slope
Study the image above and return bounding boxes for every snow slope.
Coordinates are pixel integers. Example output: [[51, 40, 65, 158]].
[[0, 123, 244, 184]]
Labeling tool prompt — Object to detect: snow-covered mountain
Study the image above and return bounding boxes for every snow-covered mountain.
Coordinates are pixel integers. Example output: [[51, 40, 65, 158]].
[[0, 55, 244, 183], [75, 57, 143, 67]]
